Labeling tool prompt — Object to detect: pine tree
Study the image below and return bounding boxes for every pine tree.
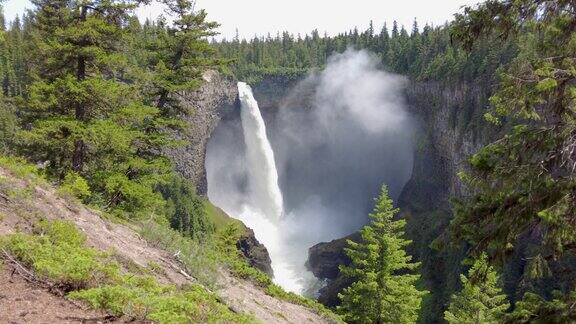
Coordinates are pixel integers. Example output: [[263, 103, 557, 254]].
[[444, 254, 509, 324], [337, 185, 428, 324], [449, 1, 576, 320], [158, 174, 214, 241], [450, 0, 576, 260], [20, 0, 173, 217], [146, 0, 222, 116]]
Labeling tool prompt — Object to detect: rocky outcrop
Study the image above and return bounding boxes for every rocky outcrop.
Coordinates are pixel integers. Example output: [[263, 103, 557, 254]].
[[165, 70, 238, 195], [306, 233, 359, 307], [237, 228, 274, 276], [306, 233, 358, 280]]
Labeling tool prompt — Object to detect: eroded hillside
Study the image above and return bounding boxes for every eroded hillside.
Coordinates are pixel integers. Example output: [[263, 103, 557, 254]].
[[0, 159, 339, 323]]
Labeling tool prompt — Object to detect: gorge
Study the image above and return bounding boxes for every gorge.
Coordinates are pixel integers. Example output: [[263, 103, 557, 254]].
[[166, 50, 495, 321], [206, 50, 415, 294], [2, 1, 574, 322]]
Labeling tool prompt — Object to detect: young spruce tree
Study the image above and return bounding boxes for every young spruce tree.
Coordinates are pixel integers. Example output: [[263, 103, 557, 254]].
[[337, 185, 427, 324], [444, 254, 509, 324]]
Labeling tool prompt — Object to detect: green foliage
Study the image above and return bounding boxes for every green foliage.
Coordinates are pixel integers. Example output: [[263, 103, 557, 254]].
[[138, 220, 219, 289], [0, 155, 42, 181], [451, 0, 576, 259], [158, 174, 214, 241], [0, 220, 120, 289], [504, 290, 576, 323], [449, 1, 576, 321], [0, 99, 17, 153], [444, 254, 509, 323], [139, 0, 224, 116], [2, 219, 253, 322], [8, 0, 198, 220], [70, 277, 254, 323], [59, 171, 91, 200], [214, 18, 514, 86], [337, 185, 428, 324], [215, 223, 272, 287]]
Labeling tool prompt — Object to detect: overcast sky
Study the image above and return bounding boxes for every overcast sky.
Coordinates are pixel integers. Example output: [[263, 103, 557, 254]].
[[3, 0, 482, 40]]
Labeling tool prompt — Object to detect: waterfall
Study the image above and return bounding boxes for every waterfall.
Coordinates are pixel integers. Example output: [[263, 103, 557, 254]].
[[228, 82, 307, 293], [238, 82, 284, 222]]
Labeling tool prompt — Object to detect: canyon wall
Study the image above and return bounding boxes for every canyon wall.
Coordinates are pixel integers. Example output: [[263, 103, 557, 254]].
[[164, 70, 238, 196]]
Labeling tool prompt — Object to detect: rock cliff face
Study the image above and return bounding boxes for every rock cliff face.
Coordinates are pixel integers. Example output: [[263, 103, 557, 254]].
[[237, 228, 274, 275], [165, 70, 238, 196]]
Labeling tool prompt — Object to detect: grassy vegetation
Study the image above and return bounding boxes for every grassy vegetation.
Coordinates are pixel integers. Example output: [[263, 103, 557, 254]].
[[0, 156, 45, 203], [0, 220, 255, 323], [0, 156, 44, 182], [70, 278, 255, 323], [203, 200, 244, 231], [215, 223, 343, 323], [0, 154, 341, 322], [138, 220, 219, 290], [1, 220, 119, 289]]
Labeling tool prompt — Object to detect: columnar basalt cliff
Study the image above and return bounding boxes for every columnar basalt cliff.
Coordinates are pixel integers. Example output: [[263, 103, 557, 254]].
[[164, 70, 238, 196]]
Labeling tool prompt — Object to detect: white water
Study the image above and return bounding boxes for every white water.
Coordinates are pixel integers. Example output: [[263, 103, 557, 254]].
[[238, 82, 284, 222], [225, 82, 306, 293]]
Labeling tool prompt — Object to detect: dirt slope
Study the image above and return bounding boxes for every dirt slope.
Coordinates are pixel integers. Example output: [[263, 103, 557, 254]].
[[0, 167, 331, 323]]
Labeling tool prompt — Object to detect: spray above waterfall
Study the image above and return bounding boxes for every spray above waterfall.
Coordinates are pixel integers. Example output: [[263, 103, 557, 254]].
[[206, 49, 415, 294]]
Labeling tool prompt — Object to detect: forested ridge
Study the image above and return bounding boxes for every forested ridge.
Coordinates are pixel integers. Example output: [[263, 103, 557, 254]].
[[0, 0, 575, 323], [213, 16, 517, 86]]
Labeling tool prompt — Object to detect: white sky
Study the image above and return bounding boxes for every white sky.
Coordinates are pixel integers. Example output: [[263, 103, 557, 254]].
[[3, 0, 482, 40]]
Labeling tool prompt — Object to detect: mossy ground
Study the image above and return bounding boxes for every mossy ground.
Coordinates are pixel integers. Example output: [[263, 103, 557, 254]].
[[1, 220, 254, 323]]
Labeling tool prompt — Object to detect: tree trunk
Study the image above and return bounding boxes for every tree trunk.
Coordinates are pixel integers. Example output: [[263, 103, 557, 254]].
[[72, 5, 87, 172]]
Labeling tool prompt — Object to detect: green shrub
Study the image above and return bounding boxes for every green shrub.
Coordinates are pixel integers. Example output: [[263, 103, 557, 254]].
[[0, 156, 43, 182], [59, 172, 91, 200], [70, 277, 255, 323], [0, 100, 18, 154], [138, 220, 219, 289], [157, 175, 214, 241], [2, 220, 254, 322], [0, 220, 120, 289]]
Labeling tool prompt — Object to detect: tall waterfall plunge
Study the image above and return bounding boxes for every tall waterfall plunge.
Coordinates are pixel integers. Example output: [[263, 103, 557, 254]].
[[208, 82, 311, 293], [238, 82, 284, 223]]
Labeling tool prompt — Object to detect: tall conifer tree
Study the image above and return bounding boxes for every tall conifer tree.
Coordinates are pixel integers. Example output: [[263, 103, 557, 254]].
[[338, 185, 427, 324], [20, 0, 173, 216]]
